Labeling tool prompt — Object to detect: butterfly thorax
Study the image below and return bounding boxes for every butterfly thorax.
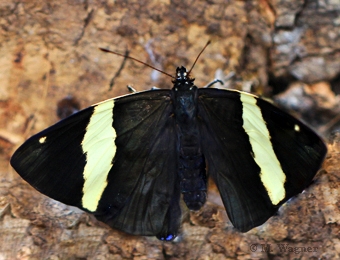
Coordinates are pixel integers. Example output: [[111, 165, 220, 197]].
[[171, 66, 207, 211]]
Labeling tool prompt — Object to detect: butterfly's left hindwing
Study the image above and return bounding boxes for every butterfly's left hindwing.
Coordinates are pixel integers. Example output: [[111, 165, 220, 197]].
[[11, 90, 181, 240], [197, 88, 327, 232]]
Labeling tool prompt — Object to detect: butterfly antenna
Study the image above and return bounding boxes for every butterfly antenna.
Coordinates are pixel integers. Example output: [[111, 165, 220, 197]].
[[99, 48, 175, 79], [188, 40, 211, 76]]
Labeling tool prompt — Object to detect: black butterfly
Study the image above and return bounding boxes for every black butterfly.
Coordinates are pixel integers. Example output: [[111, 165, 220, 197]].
[[11, 64, 327, 241]]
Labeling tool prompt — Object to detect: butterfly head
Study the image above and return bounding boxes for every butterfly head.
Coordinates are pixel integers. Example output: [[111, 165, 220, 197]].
[[173, 66, 195, 91]]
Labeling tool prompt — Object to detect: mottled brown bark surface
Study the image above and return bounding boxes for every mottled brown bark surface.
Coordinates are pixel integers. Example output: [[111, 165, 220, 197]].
[[1, 0, 340, 259]]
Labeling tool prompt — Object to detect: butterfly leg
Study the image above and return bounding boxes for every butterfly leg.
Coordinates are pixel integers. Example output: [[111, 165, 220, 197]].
[[203, 79, 224, 88], [127, 85, 137, 93], [203, 71, 236, 88]]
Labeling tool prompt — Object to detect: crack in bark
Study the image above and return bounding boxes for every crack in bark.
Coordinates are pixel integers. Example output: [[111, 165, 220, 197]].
[[73, 8, 94, 46], [294, 0, 308, 27]]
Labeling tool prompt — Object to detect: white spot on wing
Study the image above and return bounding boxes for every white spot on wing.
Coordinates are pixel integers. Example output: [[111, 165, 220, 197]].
[[39, 136, 47, 143], [295, 124, 300, 132], [240, 93, 286, 205], [81, 99, 116, 212]]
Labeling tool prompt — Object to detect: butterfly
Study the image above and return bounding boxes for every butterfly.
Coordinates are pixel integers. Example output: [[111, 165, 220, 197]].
[[10, 49, 327, 241]]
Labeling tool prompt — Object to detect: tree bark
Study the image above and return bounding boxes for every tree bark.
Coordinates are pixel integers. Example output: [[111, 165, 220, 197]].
[[1, 0, 339, 259]]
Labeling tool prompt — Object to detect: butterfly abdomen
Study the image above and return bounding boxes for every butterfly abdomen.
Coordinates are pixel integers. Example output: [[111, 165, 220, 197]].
[[172, 84, 207, 211]]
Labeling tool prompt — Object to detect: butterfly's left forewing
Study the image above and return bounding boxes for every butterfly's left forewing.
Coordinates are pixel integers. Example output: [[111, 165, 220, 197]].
[[197, 88, 327, 232], [11, 90, 181, 240]]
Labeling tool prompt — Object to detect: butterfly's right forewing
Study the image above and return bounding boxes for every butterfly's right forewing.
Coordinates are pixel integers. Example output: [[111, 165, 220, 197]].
[[11, 90, 181, 239]]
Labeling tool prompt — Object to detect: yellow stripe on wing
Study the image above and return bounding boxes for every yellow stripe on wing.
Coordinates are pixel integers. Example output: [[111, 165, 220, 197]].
[[81, 99, 117, 212], [240, 92, 286, 205]]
